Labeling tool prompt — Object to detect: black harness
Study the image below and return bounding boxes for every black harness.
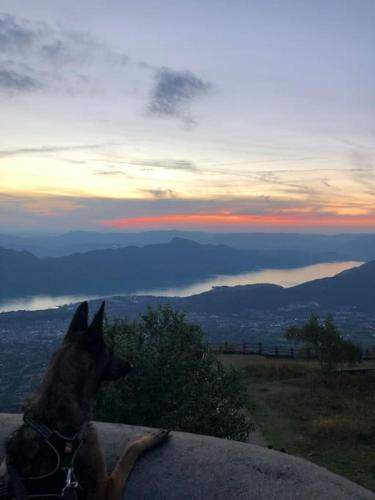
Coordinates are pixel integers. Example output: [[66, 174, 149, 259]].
[[1, 416, 85, 500]]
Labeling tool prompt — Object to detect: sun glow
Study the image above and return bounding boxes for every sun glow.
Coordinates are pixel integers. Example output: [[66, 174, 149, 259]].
[[2, 146, 375, 232], [99, 212, 375, 230]]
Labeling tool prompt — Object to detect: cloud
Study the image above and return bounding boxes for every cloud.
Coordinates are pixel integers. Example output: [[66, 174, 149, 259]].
[[347, 150, 375, 193], [66, 31, 130, 66], [350, 150, 374, 170], [0, 65, 40, 92], [0, 13, 130, 65], [0, 14, 38, 52], [1, 191, 375, 233], [141, 189, 176, 199], [65, 159, 87, 165], [321, 178, 332, 188], [130, 159, 197, 171], [148, 67, 211, 122], [40, 40, 69, 62], [0, 13, 131, 95], [93, 158, 197, 173], [0, 142, 110, 158], [0, 13, 213, 117], [93, 169, 128, 176]]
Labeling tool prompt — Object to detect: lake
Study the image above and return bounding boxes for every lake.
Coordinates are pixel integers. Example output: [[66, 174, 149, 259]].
[[0, 260, 363, 313]]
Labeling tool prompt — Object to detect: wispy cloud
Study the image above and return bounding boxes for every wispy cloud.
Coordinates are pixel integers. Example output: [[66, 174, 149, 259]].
[[347, 150, 375, 194], [0, 12, 213, 120], [140, 188, 177, 199], [93, 169, 128, 176], [89, 158, 198, 174], [130, 159, 197, 171], [0, 14, 130, 66], [0, 142, 110, 158], [148, 67, 211, 123], [0, 13, 131, 95]]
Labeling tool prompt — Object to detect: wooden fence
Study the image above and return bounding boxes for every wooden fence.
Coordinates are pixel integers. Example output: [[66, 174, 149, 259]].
[[208, 342, 375, 360]]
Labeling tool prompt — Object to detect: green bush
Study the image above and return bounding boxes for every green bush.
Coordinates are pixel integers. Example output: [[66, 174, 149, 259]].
[[96, 306, 252, 441]]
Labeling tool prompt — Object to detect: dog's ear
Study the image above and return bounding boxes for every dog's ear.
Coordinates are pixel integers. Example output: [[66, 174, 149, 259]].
[[85, 302, 105, 354], [65, 302, 89, 340], [89, 301, 105, 335]]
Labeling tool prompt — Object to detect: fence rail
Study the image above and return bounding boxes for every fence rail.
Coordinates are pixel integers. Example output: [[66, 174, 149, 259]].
[[208, 342, 375, 360]]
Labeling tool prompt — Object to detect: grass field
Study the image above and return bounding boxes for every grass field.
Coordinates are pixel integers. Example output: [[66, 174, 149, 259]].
[[219, 354, 375, 492]]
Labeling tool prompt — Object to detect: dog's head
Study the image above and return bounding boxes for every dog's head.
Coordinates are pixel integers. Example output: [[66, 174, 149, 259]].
[[64, 301, 132, 386]]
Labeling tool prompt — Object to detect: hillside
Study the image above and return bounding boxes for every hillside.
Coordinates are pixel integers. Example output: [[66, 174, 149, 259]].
[[0, 238, 340, 297], [221, 356, 375, 492], [179, 260, 373, 312]]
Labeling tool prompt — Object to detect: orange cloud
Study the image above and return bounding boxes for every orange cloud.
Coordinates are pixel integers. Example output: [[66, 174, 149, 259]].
[[98, 212, 375, 229]]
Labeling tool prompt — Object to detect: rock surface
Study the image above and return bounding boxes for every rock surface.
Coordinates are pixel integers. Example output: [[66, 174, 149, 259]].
[[1, 413, 374, 499]]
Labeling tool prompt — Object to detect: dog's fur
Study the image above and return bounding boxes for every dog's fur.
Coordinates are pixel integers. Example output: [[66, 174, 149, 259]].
[[1, 301, 169, 499]]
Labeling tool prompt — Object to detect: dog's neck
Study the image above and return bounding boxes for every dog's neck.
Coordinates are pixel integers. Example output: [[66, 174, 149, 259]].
[[26, 390, 92, 435], [26, 388, 93, 436], [25, 347, 97, 434]]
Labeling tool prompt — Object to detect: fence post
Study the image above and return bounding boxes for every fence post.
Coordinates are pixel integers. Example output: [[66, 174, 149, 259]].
[[306, 347, 311, 359], [290, 347, 294, 358], [258, 343, 262, 355], [365, 349, 369, 360], [242, 342, 246, 354]]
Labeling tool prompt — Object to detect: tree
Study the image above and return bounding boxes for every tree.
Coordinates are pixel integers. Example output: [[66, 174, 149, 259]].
[[286, 314, 362, 373], [96, 306, 252, 441]]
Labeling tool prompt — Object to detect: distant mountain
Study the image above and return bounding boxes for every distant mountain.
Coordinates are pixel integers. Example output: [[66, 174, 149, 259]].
[[178, 260, 372, 313], [0, 238, 341, 298], [1, 230, 375, 258], [0, 230, 208, 257]]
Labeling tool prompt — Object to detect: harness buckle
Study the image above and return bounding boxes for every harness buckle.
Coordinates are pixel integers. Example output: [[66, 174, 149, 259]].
[[61, 468, 79, 498]]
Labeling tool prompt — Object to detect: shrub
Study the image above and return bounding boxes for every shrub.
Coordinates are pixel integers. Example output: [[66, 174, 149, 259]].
[[96, 306, 252, 441]]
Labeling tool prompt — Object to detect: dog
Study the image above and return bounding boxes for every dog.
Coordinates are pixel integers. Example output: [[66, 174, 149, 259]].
[[0, 301, 170, 499]]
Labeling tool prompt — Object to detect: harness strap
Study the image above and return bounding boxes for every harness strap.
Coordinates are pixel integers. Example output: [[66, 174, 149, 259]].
[[23, 418, 52, 441], [10, 416, 85, 499]]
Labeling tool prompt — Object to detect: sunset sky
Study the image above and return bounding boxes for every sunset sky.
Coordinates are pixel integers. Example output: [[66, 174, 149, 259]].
[[1, 0, 374, 233]]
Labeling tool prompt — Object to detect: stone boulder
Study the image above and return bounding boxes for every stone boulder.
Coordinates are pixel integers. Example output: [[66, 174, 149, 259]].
[[0, 414, 373, 499]]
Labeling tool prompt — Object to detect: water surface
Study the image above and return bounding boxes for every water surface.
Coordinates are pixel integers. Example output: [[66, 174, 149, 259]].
[[0, 260, 363, 313]]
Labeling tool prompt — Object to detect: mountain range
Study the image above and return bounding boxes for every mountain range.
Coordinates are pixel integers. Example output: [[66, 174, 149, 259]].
[[0, 237, 341, 297], [2, 230, 375, 259]]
